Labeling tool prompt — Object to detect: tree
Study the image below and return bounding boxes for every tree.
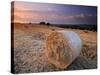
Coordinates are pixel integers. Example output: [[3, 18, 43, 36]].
[[46, 22, 50, 25], [40, 21, 45, 25]]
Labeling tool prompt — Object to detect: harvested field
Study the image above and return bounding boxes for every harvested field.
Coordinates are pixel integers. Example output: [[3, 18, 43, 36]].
[[12, 23, 97, 73]]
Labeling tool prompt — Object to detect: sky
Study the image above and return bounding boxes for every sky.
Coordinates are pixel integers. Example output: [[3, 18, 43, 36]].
[[12, 1, 97, 25]]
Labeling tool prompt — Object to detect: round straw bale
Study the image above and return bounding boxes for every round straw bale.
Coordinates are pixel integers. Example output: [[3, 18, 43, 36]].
[[45, 31, 82, 69]]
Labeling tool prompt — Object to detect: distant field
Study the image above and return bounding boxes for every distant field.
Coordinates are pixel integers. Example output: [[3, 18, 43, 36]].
[[12, 23, 97, 73]]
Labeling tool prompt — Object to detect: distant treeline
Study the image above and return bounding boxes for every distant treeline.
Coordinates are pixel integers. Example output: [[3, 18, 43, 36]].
[[52, 24, 97, 31], [38, 22, 97, 31], [13, 22, 97, 31]]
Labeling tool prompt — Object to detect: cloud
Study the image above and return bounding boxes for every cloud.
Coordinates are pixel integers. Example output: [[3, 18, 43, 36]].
[[13, 8, 96, 23]]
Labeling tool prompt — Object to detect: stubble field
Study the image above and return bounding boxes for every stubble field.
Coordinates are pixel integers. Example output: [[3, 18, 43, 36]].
[[12, 23, 97, 73]]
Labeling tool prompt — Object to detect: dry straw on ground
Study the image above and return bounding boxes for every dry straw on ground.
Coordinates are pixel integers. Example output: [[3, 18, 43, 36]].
[[45, 31, 82, 69], [14, 24, 97, 73]]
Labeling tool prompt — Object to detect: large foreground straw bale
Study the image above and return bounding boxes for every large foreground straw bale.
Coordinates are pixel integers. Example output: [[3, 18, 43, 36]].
[[45, 31, 82, 69]]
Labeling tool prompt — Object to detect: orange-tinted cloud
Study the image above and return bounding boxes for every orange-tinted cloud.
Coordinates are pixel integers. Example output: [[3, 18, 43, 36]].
[[13, 7, 96, 23]]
